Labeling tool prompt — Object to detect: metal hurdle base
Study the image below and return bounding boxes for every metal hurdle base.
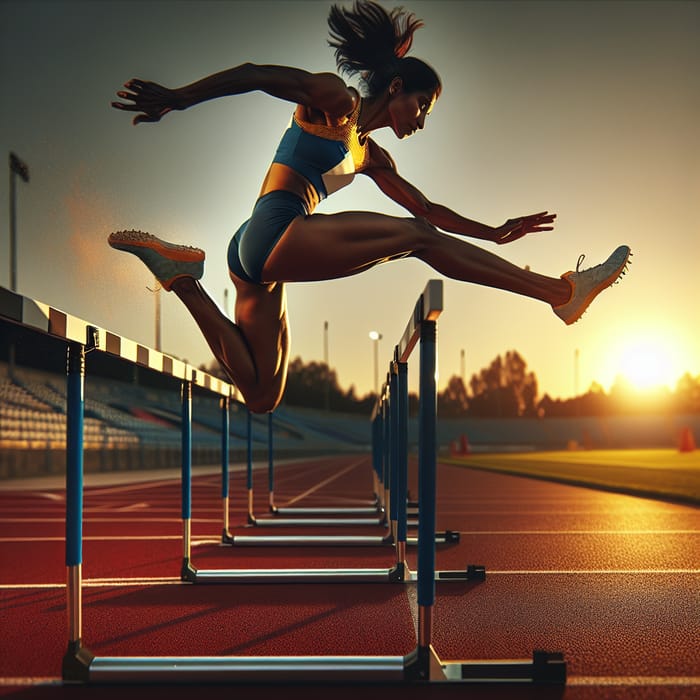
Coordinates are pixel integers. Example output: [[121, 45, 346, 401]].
[[63, 642, 565, 685], [220, 530, 395, 547], [180, 557, 407, 584], [404, 645, 567, 684]]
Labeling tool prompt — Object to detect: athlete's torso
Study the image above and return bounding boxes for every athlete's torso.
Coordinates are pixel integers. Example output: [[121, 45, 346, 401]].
[[258, 98, 371, 213]]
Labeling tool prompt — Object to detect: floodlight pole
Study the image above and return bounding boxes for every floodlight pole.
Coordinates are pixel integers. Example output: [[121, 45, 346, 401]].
[[9, 152, 30, 292], [370, 331, 383, 397], [324, 320, 330, 410]]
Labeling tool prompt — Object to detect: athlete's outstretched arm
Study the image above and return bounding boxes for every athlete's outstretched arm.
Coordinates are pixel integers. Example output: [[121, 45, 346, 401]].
[[363, 140, 556, 245], [112, 63, 355, 125]]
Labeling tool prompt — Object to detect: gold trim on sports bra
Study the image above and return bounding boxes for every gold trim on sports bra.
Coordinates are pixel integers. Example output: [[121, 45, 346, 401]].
[[293, 101, 370, 173]]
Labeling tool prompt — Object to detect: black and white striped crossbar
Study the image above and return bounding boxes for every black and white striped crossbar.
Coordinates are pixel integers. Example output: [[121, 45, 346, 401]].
[[0, 285, 233, 397], [398, 279, 442, 362]]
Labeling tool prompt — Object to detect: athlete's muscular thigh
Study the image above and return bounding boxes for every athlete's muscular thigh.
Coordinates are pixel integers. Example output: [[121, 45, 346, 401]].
[[262, 211, 426, 283]]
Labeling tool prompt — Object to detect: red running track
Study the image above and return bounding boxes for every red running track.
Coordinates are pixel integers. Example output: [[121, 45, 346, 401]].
[[1, 454, 699, 699]]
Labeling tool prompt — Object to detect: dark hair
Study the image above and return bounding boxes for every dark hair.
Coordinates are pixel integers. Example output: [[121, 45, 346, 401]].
[[328, 0, 441, 99]]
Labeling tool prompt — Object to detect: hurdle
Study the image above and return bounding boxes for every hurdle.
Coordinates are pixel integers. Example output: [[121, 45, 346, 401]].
[[219, 396, 457, 547], [214, 407, 394, 550], [0, 283, 565, 684], [181, 283, 447, 580], [186, 284, 470, 581], [242, 410, 387, 528], [267, 412, 384, 517]]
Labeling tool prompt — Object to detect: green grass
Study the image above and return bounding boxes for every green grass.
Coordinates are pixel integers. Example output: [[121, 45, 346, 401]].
[[443, 448, 700, 506]]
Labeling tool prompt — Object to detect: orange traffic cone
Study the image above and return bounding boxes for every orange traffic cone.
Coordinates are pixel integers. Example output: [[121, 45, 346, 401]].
[[679, 426, 696, 453]]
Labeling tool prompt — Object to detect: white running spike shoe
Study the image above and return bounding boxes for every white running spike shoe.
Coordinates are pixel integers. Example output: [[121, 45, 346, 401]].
[[553, 245, 632, 325], [108, 230, 205, 291]]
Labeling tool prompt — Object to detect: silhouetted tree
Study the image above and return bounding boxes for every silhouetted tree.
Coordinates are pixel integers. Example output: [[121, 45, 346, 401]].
[[467, 351, 538, 417], [438, 375, 469, 417], [673, 373, 700, 413]]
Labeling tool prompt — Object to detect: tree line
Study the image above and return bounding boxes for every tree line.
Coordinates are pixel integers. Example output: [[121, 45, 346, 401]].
[[202, 351, 700, 417]]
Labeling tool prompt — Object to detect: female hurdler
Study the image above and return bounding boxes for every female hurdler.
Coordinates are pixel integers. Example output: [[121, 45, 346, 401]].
[[110, 0, 630, 414]]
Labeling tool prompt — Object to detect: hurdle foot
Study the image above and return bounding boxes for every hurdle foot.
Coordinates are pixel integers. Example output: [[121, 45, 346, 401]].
[[180, 558, 197, 582], [533, 650, 567, 684], [388, 561, 408, 583], [403, 645, 447, 682], [443, 530, 460, 543], [433, 564, 486, 582], [406, 530, 459, 547], [445, 650, 567, 684], [62, 640, 94, 683], [221, 528, 234, 545], [467, 564, 486, 581]]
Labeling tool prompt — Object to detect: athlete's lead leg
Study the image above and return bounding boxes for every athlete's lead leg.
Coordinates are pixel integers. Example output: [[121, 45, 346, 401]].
[[263, 212, 630, 324]]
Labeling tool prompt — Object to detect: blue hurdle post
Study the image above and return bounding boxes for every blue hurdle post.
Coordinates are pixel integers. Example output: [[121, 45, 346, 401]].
[[180, 377, 194, 579], [246, 409, 256, 524], [416, 317, 438, 665], [371, 410, 383, 504], [389, 364, 399, 542], [221, 395, 231, 541], [396, 356, 409, 568], [62, 341, 94, 679]]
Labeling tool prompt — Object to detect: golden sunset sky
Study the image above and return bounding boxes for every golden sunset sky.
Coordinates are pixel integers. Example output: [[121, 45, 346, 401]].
[[1, 1, 698, 398]]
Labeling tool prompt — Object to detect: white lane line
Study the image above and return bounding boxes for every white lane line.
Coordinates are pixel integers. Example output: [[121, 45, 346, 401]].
[[0, 536, 223, 543], [85, 479, 182, 495], [1, 577, 184, 589], [0, 517, 223, 523], [569, 676, 700, 687], [0, 678, 62, 686], [0, 536, 177, 542], [89, 502, 151, 512], [458, 530, 700, 535], [487, 569, 700, 575], [4, 569, 700, 590], [282, 457, 369, 506], [0, 675, 698, 689]]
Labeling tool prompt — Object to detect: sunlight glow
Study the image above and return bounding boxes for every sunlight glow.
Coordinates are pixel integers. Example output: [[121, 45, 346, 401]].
[[615, 337, 680, 391]]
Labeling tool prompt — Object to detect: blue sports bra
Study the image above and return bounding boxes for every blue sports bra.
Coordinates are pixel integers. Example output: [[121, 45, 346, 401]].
[[258, 98, 370, 214]]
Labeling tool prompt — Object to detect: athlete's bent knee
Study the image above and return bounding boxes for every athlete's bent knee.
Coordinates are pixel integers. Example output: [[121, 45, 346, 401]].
[[244, 386, 284, 415], [410, 216, 438, 249]]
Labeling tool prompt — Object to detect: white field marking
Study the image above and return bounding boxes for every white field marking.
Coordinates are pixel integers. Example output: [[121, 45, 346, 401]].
[[36, 492, 64, 502], [485, 569, 700, 575], [1, 676, 697, 689], [568, 676, 700, 687], [437, 509, 691, 515], [82, 479, 177, 495], [1, 577, 184, 590], [88, 502, 150, 512], [457, 530, 700, 535], [0, 583, 64, 589], [282, 457, 370, 507], [191, 538, 225, 546], [0, 678, 62, 686], [0, 517, 222, 523], [0, 535, 188, 542], [5, 568, 700, 591]]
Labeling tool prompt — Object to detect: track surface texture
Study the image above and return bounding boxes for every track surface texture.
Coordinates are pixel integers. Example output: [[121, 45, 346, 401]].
[[1, 453, 698, 699]]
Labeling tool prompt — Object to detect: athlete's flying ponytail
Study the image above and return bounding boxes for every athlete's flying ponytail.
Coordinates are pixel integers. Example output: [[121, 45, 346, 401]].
[[327, 0, 441, 98]]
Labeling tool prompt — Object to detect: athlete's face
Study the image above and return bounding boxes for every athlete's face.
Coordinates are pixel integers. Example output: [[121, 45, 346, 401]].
[[388, 83, 437, 140]]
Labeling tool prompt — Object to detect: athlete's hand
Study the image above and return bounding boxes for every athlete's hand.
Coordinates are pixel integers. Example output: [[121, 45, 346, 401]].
[[112, 79, 182, 125], [492, 211, 556, 245]]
